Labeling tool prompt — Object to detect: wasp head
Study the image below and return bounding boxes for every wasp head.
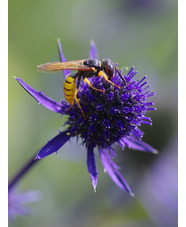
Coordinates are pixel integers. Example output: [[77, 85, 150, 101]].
[[102, 59, 115, 80]]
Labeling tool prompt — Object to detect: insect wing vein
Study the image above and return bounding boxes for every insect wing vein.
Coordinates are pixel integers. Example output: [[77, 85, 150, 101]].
[[37, 60, 94, 72]]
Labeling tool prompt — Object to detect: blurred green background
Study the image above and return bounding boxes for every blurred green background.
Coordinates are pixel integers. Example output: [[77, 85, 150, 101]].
[[9, 0, 177, 226]]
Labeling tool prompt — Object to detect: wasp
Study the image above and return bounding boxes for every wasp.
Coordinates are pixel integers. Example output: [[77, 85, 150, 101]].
[[37, 58, 126, 120]]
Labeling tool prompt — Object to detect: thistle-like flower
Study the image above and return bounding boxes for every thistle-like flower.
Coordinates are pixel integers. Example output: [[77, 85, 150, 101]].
[[15, 40, 157, 196], [8, 189, 41, 220]]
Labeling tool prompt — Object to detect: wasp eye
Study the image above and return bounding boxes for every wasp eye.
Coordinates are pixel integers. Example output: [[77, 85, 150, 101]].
[[103, 59, 114, 79]]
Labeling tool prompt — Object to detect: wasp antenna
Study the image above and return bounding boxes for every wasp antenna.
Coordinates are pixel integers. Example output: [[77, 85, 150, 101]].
[[116, 68, 127, 85]]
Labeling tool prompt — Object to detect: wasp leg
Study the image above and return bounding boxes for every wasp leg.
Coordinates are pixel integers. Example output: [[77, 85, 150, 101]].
[[116, 69, 127, 85], [72, 75, 86, 120], [65, 89, 86, 120], [74, 88, 86, 120], [65, 104, 73, 111], [83, 78, 105, 92], [98, 71, 120, 89]]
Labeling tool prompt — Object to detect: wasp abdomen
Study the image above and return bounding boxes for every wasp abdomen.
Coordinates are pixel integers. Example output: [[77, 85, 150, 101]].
[[63, 76, 76, 105]]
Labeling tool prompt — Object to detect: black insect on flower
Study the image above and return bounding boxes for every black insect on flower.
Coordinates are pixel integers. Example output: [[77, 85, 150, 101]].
[[15, 40, 157, 196]]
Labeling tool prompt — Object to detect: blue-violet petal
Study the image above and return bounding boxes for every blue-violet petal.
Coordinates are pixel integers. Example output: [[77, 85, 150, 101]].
[[122, 136, 158, 154], [15, 77, 65, 114], [57, 38, 70, 78], [35, 131, 71, 159], [87, 146, 97, 192], [99, 148, 134, 196], [89, 40, 99, 59]]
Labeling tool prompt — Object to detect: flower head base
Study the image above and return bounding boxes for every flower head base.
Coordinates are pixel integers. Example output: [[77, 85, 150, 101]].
[[15, 40, 157, 195]]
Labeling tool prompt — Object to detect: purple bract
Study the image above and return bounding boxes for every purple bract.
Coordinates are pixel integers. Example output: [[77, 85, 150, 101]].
[[8, 189, 41, 220]]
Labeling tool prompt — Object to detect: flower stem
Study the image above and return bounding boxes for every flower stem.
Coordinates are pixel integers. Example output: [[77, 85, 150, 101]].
[[8, 154, 40, 191]]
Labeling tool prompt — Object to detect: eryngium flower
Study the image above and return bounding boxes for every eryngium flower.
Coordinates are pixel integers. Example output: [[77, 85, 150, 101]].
[[8, 189, 41, 221], [15, 40, 157, 196]]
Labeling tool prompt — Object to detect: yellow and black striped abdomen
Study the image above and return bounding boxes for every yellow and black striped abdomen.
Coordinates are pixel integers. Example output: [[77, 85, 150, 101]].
[[63, 75, 76, 105]]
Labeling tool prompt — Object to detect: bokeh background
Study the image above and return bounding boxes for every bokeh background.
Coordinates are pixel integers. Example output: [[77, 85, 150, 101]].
[[8, 0, 178, 226]]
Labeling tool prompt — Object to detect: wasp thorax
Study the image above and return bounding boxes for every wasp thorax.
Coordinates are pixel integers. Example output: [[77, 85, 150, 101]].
[[83, 58, 101, 69]]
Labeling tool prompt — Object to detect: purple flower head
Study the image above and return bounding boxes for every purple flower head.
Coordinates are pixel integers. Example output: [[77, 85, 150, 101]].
[[15, 40, 157, 195]]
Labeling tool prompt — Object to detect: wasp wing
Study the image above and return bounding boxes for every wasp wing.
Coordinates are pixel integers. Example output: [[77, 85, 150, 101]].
[[37, 60, 94, 72]]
